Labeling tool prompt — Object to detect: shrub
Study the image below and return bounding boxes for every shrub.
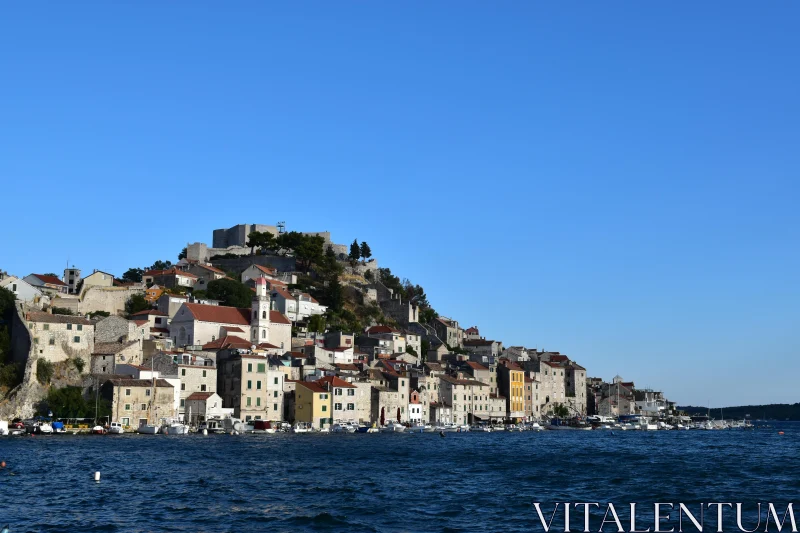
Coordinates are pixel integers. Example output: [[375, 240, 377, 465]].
[[51, 307, 74, 315], [37, 359, 55, 385], [87, 311, 110, 319], [72, 358, 85, 373]]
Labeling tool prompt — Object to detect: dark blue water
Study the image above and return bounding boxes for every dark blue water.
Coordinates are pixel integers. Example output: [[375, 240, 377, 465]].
[[1, 424, 798, 532]]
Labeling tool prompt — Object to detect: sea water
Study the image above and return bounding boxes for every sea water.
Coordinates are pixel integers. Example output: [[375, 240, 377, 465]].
[[1, 423, 797, 532]]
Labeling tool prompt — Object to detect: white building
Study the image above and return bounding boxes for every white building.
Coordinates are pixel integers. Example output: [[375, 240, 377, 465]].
[[0, 276, 43, 303]]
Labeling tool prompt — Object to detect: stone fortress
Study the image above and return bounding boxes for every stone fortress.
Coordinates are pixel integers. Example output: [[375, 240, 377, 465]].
[[187, 223, 366, 269]]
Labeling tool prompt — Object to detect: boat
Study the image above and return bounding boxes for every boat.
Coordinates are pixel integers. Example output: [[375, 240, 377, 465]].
[[51, 421, 66, 434], [529, 422, 544, 431], [162, 419, 189, 435], [0, 421, 7, 436], [331, 422, 357, 433], [252, 420, 279, 434], [108, 422, 125, 434], [137, 423, 159, 435], [199, 418, 225, 434], [548, 417, 592, 430], [292, 422, 313, 434], [92, 425, 107, 435], [381, 422, 406, 433], [222, 417, 246, 434]]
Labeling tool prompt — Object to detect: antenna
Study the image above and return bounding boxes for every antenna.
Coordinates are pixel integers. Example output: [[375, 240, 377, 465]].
[[276, 221, 286, 234]]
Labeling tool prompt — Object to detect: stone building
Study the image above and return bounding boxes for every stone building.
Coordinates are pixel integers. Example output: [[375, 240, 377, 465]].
[[213, 223, 279, 249], [318, 375, 358, 424], [219, 353, 284, 422], [102, 377, 175, 428], [91, 340, 142, 374], [0, 276, 44, 304], [178, 361, 217, 417], [463, 339, 504, 364], [25, 311, 94, 364], [433, 317, 463, 348]]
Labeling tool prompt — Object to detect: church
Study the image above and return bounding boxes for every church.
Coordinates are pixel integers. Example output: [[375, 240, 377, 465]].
[[169, 278, 291, 351]]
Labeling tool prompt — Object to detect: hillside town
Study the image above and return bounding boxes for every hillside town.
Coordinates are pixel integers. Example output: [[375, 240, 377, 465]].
[[0, 223, 681, 433]]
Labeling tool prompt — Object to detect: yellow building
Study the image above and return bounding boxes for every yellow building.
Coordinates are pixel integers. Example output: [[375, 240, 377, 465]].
[[498, 359, 525, 421], [295, 381, 332, 429]]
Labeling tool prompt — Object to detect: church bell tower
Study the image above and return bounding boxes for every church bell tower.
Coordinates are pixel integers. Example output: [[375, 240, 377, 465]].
[[251, 277, 271, 344]]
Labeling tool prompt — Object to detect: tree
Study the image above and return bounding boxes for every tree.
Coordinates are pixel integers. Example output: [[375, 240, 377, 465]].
[[276, 231, 304, 255], [36, 359, 54, 385], [349, 239, 360, 267], [405, 345, 417, 356], [206, 278, 252, 308], [178, 247, 188, 260], [51, 307, 74, 316], [124, 294, 150, 316], [420, 307, 438, 324], [294, 235, 325, 271], [359, 241, 372, 262], [87, 311, 110, 319], [148, 260, 172, 271], [421, 339, 430, 363], [326, 277, 344, 312], [308, 314, 326, 334], [378, 268, 405, 298], [246, 231, 277, 255], [43, 273, 58, 277], [552, 403, 571, 418], [40, 385, 110, 419], [122, 268, 144, 283]]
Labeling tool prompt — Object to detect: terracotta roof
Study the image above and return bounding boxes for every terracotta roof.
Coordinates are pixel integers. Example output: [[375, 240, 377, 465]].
[[186, 392, 215, 401], [222, 326, 245, 333], [256, 342, 280, 350], [270, 310, 291, 325], [196, 264, 225, 274], [366, 325, 400, 335], [335, 363, 359, 371], [26, 312, 93, 326], [130, 309, 167, 317], [271, 287, 294, 301], [464, 339, 494, 347], [31, 274, 66, 286], [202, 335, 252, 350], [105, 378, 174, 388], [93, 341, 139, 355], [303, 293, 319, 304], [317, 375, 356, 389], [297, 381, 328, 394], [286, 351, 306, 358], [465, 361, 488, 371], [466, 326, 479, 334], [133, 320, 149, 327], [266, 279, 287, 288], [183, 303, 250, 326], [549, 354, 569, 362], [253, 265, 277, 275]]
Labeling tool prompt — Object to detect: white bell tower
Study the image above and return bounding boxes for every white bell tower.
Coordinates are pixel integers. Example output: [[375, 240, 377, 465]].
[[251, 277, 271, 344]]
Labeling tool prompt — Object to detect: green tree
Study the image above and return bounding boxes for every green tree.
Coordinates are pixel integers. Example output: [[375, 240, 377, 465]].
[[51, 307, 74, 316], [421, 339, 430, 363], [178, 247, 188, 260], [40, 385, 110, 419], [349, 239, 361, 266], [378, 268, 405, 298], [124, 294, 150, 315], [405, 345, 417, 356], [308, 314, 326, 334], [206, 278, 252, 308], [326, 276, 344, 312], [364, 270, 373, 281], [37, 359, 55, 385], [247, 231, 277, 255], [359, 241, 372, 261], [552, 403, 571, 418], [43, 273, 58, 277], [276, 231, 304, 255], [148, 260, 172, 271], [294, 235, 325, 271], [420, 307, 438, 324], [87, 311, 110, 319], [122, 268, 144, 283]]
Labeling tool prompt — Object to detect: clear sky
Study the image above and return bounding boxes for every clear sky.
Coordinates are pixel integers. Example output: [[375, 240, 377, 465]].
[[1, 3, 798, 407]]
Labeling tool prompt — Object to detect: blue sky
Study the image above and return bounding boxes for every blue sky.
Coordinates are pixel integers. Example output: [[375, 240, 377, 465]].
[[1, 3, 798, 406]]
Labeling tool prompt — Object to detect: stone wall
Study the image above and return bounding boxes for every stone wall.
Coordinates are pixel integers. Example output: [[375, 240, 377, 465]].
[[210, 254, 297, 275]]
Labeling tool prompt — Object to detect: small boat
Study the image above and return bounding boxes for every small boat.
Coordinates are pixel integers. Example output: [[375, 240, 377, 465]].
[[252, 420, 279, 434], [331, 422, 357, 433], [108, 422, 125, 434], [92, 425, 107, 435], [162, 420, 189, 435], [199, 418, 225, 434], [292, 422, 313, 434], [52, 421, 66, 434], [409, 424, 433, 433], [136, 424, 159, 435], [529, 422, 544, 431], [381, 422, 406, 433]]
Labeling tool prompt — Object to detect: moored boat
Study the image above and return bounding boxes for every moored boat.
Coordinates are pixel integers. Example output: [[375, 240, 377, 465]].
[[108, 422, 125, 434]]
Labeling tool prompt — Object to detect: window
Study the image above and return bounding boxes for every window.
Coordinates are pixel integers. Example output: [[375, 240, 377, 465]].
[[347, 389, 355, 396], [256, 397, 261, 407], [180, 399, 185, 407], [335, 403, 342, 410], [33, 337, 39, 345], [200, 385, 206, 392], [273, 404, 278, 411], [257, 364, 265, 373], [181, 383, 186, 391], [126, 389, 131, 396], [273, 391, 278, 398], [246, 397, 251, 407], [256, 381, 262, 390], [67, 323, 72, 330], [121, 417, 130, 426], [262, 310, 266, 319], [261, 330, 266, 339], [43, 324, 49, 331], [211, 336, 215, 342], [77, 325, 83, 331], [247, 380, 252, 390], [347, 403, 354, 411], [334, 389, 342, 396], [321, 405, 327, 412], [181, 369, 186, 376], [273, 377, 278, 385], [145, 389, 151, 396], [140, 403, 147, 410], [124, 404, 131, 410], [247, 363, 252, 372], [73, 336, 80, 343]]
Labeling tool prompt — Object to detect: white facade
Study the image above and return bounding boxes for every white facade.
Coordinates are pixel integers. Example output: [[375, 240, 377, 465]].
[[0, 276, 43, 303]]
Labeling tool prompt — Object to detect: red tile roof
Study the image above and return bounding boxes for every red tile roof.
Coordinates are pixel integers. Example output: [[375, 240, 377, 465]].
[[366, 325, 400, 334], [197, 264, 225, 274], [270, 310, 291, 325], [297, 381, 328, 394], [271, 287, 294, 301], [257, 342, 280, 350], [31, 274, 66, 286], [183, 303, 250, 326], [317, 375, 356, 389], [222, 326, 245, 333], [202, 335, 252, 350], [186, 392, 215, 401], [465, 361, 488, 371], [253, 265, 277, 275], [132, 320, 149, 327], [130, 309, 167, 317]]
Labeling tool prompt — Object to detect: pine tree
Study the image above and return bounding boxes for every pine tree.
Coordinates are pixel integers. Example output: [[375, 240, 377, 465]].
[[359, 241, 372, 261]]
